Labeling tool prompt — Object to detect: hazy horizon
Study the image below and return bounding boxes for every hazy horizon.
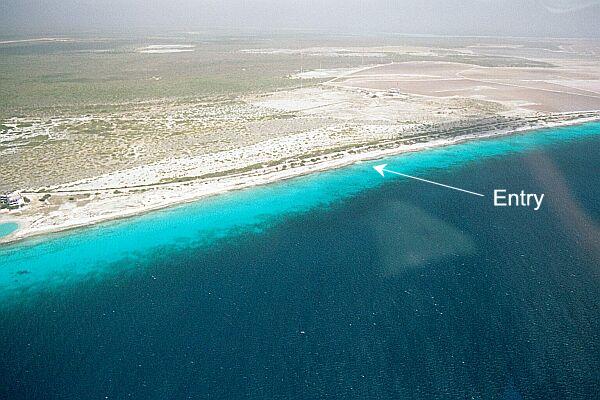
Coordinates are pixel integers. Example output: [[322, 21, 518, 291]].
[[1, 0, 600, 38]]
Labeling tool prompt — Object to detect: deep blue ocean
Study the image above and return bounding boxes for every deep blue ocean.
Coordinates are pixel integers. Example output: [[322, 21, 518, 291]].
[[1, 123, 599, 399]]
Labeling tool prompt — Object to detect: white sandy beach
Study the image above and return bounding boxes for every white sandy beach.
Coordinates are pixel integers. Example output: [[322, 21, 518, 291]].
[[1, 114, 597, 245]]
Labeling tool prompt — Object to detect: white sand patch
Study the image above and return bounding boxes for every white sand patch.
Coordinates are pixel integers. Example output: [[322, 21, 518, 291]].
[[0, 38, 73, 45], [139, 49, 194, 54], [291, 67, 368, 80], [136, 44, 195, 54], [144, 45, 195, 49], [252, 87, 351, 112], [240, 47, 388, 58]]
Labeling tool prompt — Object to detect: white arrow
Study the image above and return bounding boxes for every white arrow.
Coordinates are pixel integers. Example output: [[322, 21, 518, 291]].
[[373, 164, 485, 197]]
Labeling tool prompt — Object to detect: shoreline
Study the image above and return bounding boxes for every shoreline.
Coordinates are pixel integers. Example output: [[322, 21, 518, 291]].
[[1, 114, 598, 247]]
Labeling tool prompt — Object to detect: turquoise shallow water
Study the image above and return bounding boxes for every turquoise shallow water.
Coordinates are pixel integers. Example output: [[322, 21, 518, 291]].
[[0, 122, 599, 303], [0, 222, 18, 238]]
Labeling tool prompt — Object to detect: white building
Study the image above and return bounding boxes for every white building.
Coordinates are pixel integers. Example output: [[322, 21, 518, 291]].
[[0, 192, 25, 208]]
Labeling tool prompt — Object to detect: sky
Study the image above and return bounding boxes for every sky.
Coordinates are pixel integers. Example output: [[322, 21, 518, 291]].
[[1, 0, 599, 38]]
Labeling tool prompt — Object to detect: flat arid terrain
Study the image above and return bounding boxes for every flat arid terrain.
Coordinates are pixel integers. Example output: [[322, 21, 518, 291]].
[[1, 34, 599, 242]]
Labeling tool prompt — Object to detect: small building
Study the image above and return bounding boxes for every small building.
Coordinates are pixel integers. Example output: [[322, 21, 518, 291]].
[[0, 192, 25, 209]]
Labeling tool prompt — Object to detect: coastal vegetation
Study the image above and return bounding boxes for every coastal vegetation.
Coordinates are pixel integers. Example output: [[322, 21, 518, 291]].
[[1, 33, 599, 242]]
